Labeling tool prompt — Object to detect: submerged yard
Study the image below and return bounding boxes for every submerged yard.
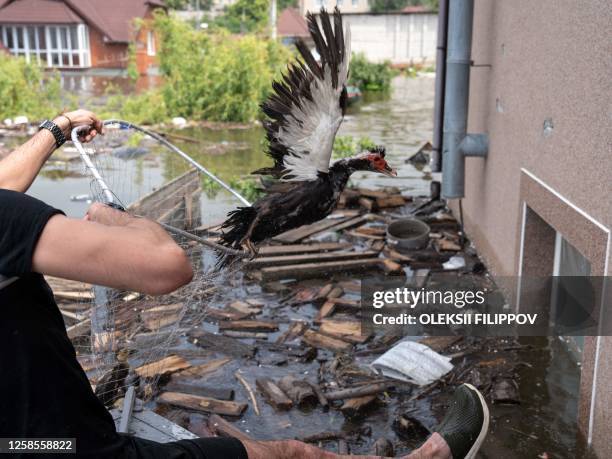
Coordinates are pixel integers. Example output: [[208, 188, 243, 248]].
[[2, 75, 588, 458]]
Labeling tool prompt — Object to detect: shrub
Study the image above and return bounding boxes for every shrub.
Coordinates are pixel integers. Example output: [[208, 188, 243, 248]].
[[100, 90, 168, 125], [153, 12, 292, 123], [349, 53, 395, 91], [333, 135, 377, 159], [0, 54, 61, 121]]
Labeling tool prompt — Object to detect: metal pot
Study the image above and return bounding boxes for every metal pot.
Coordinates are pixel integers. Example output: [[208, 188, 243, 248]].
[[386, 218, 431, 253]]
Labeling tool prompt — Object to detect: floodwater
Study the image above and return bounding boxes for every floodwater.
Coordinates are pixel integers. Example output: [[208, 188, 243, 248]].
[[17, 75, 436, 218], [4, 75, 588, 457]]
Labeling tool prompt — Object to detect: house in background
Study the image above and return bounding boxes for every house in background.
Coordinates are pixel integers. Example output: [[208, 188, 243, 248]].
[[277, 8, 312, 46], [300, 0, 370, 15], [0, 0, 165, 74]]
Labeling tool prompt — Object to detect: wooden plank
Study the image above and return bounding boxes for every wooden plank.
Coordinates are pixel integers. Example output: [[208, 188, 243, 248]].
[[358, 197, 377, 212], [141, 303, 183, 331], [129, 170, 200, 224], [313, 214, 371, 236], [223, 331, 269, 339], [205, 308, 250, 321], [135, 355, 191, 379], [315, 301, 336, 322], [247, 250, 379, 269], [357, 188, 390, 199], [66, 318, 91, 339], [319, 319, 370, 344], [341, 395, 377, 416], [274, 215, 353, 244], [54, 291, 95, 301], [158, 392, 247, 417], [276, 321, 308, 344], [227, 301, 261, 315], [188, 329, 256, 358], [302, 330, 352, 352], [208, 414, 253, 442], [172, 358, 232, 379], [256, 378, 293, 410], [376, 195, 406, 208], [164, 382, 234, 401], [257, 243, 351, 256], [45, 276, 91, 292], [325, 382, 391, 401], [277, 376, 318, 407], [257, 258, 384, 282], [218, 320, 278, 333], [110, 405, 198, 442]]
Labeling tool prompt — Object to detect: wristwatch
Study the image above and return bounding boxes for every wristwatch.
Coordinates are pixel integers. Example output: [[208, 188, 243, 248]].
[[39, 119, 67, 148]]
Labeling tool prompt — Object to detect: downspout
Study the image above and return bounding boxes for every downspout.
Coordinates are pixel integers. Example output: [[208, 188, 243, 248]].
[[430, 0, 448, 173], [441, 0, 488, 199]]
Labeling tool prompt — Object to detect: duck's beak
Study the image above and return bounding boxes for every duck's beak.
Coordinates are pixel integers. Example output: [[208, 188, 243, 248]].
[[380, 164, 397, 177]]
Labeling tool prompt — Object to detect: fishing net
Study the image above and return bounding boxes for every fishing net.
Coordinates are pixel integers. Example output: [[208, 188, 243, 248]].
[[63, 120, 248, 410]]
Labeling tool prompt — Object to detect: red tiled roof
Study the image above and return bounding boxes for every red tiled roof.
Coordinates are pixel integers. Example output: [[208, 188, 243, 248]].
[[0, 0, 83, 24], [0, 0, 166, 42], [277, 7, 309, 38], [66, 0, 165, 42]]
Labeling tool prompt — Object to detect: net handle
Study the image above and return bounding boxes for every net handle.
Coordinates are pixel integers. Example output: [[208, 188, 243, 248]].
[[70, 123, 248, 258]]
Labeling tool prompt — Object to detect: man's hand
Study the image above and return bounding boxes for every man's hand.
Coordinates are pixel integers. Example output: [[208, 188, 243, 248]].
[[85, 202, 132, 226], [53, 109, 103, 143], [0, 109, 103, 193]]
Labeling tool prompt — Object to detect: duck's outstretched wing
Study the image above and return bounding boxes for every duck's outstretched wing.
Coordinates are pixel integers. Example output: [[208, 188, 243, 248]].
[[256, 7, 351, 182]]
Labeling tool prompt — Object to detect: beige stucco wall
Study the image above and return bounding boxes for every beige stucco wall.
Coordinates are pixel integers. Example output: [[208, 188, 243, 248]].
[[450, 0, 611, 455]]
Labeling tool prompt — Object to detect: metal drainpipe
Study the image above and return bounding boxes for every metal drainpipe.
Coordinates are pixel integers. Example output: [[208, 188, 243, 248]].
[[441, 0, 488, 199], [430, 0, 449, 173]]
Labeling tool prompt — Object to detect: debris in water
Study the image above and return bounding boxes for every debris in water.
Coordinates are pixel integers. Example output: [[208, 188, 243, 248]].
[[371, 341, 454, 385]]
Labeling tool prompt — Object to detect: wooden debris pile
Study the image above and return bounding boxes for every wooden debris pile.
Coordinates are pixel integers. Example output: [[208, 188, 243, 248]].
[[47, 186, 528, 455]]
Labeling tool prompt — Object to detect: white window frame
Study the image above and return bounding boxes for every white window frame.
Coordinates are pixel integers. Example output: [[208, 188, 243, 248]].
[[147, 30, 156, 56], [0, 23, 91, 68]]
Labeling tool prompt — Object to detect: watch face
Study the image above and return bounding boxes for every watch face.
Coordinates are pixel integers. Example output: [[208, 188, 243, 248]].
[[39, 120, 50, 129]]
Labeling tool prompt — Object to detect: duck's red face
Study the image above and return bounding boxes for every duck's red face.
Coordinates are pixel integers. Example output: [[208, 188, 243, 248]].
[[366, 150, 397, 177]]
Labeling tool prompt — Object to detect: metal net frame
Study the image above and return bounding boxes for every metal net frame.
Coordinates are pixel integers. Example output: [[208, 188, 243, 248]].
[[65, 120, 248, 410]]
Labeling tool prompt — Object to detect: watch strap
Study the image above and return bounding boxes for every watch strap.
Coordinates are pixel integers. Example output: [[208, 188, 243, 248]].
[[39, 120, 67, 148]]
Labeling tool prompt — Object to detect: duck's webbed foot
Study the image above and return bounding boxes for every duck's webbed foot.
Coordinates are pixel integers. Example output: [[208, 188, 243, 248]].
[[240, 214, 260, 260], [240, 238, 258, 260]]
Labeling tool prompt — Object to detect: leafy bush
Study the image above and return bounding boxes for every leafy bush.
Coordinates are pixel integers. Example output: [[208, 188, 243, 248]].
[[201, 175, 264, 202], [349, 53, 395, 91], [153, 12, 292, 123], [228, 176, 265, 202], [100, 90, 168, 125], [0, 54, 61, 121], [333, 135, 377, 159], [214, 0, 269, 34]]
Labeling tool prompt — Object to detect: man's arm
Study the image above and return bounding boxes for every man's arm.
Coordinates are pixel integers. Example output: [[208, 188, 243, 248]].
[[0, 110, 102, 193], [32, 204, 194, 295]]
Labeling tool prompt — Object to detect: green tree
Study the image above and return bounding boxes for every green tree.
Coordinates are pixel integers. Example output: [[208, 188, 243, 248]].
[[215, 0, 269, 34], [278, 0, 298, 10], [370, 0, 438, 13], [0, 54, 61, 120], [165, 0, 213, 10], [152, 12, 292, 122]]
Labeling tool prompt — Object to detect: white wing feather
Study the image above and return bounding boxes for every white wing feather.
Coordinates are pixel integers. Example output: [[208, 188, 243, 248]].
[[280, 26, 351, 182]]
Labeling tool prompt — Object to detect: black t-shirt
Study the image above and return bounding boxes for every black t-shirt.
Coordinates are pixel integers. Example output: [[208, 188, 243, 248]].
[[0, 190, 129, 458], [0, 190, 249, 459]]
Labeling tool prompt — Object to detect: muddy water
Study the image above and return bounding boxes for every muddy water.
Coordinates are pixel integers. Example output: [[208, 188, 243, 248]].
[[7, 75, 586, 457], [20, 75, 435, 218]]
